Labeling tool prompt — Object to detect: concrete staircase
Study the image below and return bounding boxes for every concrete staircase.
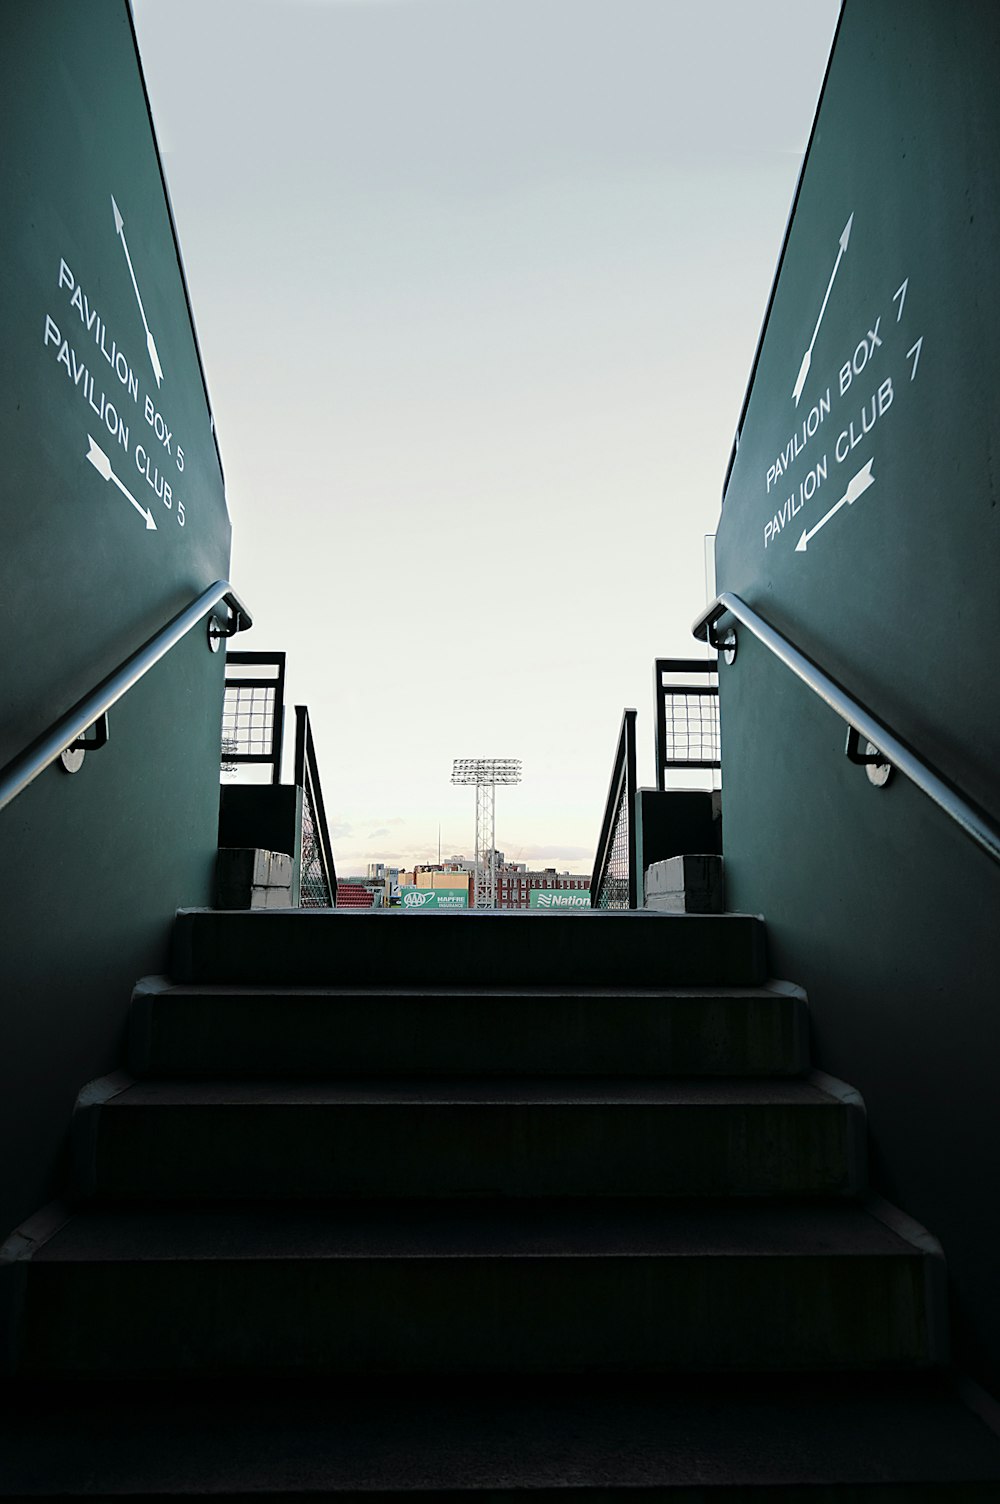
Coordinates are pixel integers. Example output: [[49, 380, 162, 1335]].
[[3, 908, 1000, 1496]]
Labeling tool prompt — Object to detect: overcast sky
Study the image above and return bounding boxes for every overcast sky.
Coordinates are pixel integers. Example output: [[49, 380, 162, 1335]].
[[131, 0, 840, 875]]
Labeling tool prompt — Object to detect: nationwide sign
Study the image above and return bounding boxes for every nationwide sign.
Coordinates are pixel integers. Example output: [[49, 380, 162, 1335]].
[[529, 890, 590, 909], [398, 886, 469, 911]]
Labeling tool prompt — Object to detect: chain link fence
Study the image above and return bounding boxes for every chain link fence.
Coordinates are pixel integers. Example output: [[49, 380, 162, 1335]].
[[299, 772, 333, 907], [591, 708, 637, 909], [295, 706, 337, 908], [593, 780, 632, 908]]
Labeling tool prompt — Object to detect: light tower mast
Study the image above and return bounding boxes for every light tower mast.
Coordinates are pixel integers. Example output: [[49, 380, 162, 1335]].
[[450, 758, 522, 909]]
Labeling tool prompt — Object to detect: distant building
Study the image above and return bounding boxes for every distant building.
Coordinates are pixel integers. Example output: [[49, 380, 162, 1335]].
[[434, 852, 591, 908], [395, 865, 473, 907], [368, 863, 401, 903], [493, 864, 590, 909]]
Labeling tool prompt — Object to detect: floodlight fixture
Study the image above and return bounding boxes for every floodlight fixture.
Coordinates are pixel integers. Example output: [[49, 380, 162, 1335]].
[[451, 758, 522, 786]]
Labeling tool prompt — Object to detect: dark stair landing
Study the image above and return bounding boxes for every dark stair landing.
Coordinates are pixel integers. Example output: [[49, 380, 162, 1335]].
[[2, 1376, 1000, 1500]]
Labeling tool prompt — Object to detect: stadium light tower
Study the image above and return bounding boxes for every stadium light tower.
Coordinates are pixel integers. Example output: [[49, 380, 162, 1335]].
[[450, 758, 522, 909]]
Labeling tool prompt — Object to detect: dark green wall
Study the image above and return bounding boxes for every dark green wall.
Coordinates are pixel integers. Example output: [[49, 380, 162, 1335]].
[[0, 4, 232, 1237], [715, 0, 1000, 1390], [0, 1, 231, 765], [718, 634, 1000, 1391], [0, 631, 226, 1239], [718, 0, 999, 808]]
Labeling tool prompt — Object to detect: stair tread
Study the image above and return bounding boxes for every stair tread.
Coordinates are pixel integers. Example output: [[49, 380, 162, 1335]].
[[2, 1375, 999, 1494], [133, 979, 806, 1078], [189, 909, 761, 921], [172, 908, 768, 987], [34, 1198, 921, 1262], [139, 976, 798, 1001], [106, 1075, 840, 1107]]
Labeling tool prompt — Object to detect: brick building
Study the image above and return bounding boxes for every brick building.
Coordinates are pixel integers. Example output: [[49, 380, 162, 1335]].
[[493, 863, 590, 909]]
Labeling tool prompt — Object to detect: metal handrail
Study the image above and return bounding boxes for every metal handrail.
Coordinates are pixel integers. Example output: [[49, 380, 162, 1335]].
[[590, 707, 638, 908], [0, 580, 251, 814], [693, 592, 1000, 866]]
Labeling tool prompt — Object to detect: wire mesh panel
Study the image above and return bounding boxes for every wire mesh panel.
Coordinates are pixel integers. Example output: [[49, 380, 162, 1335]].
[[654, 659, 721, 788], [594, 780, 631, 908], [663, 689, 721, 765], [221, 652, 285, 783], [222, 682, 276, 757]]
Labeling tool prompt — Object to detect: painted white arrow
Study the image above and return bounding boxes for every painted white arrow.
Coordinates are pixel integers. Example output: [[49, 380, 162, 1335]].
[[795, 458, 873, 553], [792, 212, 854, 407], [111, 194, 163, 387], [86, 435, 157, 530]]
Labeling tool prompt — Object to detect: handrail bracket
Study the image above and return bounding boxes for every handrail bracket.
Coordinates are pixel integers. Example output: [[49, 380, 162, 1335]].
[[60, 713, 110, 776], [845, 727, 892, 787]]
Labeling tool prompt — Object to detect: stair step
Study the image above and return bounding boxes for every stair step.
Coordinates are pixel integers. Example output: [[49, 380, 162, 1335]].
[[131, 978, 807, 1077], [171, 908, 768, 988], [17, 1200, 941, 1377], [82, 1075, 863, 1200], [2, 1374, 999, 1498]]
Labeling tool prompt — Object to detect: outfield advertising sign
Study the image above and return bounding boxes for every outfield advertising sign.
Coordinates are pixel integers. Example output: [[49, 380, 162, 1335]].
[[398, 886, 468, 911], [529, 889, 590, 909]]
